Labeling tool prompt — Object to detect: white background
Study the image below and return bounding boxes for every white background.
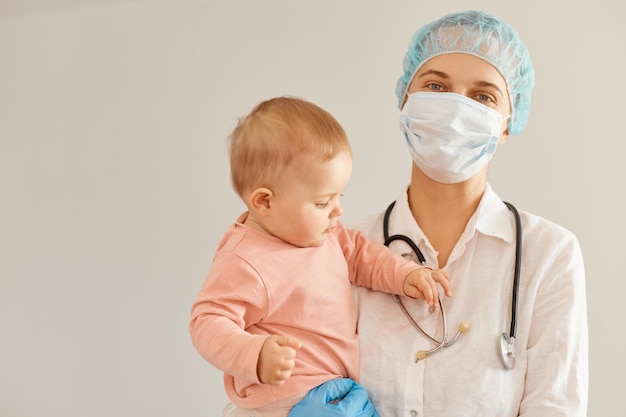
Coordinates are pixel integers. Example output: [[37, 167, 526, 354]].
[[1, 0, 624, 415]]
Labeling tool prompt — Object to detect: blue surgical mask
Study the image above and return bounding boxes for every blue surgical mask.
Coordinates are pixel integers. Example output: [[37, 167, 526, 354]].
[[399, 92, 507, 184]]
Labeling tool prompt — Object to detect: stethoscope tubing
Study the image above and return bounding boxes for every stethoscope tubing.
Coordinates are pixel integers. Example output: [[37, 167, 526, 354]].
[[393, 293, 448, 353], [503, 201, 522, 341], [382, 199, 521, 369]]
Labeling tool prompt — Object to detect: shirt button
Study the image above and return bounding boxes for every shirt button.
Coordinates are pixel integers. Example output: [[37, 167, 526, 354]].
[[410, 410, 418, 417]]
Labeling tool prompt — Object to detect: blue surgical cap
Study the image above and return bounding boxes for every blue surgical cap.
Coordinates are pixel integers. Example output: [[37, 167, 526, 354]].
[[396, 10, 535, 135]]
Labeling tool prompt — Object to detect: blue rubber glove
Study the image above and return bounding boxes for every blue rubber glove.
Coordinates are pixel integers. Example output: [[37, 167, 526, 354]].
[[288, 378, 380, 417]]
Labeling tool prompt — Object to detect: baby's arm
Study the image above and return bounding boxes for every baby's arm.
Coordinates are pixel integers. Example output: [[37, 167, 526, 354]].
[[190, 253, 271, 383], [402, 267, 452, 306], [257, 335, 302, 386], [337, 224, 451, 301]]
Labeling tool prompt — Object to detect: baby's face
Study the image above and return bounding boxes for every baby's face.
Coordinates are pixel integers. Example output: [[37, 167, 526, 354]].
[[266, 151, 352, 247]]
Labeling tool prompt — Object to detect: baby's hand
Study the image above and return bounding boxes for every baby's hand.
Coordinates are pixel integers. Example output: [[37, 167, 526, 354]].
[[257, 335, 302, 386], [402, 268, 452, 306]]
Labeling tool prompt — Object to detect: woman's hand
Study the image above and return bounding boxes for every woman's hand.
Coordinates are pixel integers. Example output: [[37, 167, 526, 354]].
[[288, 378, 380, 417]]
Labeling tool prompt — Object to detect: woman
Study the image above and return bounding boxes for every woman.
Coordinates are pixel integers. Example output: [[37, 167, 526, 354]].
[[289, 10, 588, 417]]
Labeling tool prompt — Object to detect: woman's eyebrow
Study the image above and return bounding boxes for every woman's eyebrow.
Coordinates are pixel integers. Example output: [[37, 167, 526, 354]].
[[474, 80, 505, 97], [417, 69, 449, 79]]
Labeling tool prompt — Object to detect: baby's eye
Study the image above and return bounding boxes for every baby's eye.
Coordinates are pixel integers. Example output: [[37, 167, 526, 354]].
[[315, 202, 329, 208]]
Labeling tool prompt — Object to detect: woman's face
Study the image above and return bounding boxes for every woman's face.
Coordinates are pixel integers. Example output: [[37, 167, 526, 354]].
[[405, 53, 512, 143]]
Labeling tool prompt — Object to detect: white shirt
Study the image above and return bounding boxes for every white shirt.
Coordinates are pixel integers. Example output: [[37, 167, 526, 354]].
[[353, 184, 588, 417]]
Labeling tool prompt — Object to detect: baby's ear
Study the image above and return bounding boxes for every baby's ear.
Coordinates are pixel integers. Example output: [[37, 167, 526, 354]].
[[248, 187, 273, 214]]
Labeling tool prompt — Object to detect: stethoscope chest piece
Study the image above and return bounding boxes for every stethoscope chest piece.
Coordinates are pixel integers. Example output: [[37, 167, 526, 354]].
[[499, 333, 515, 370]]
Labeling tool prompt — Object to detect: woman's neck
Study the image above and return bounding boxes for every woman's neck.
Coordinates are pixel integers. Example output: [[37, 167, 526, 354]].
[[407, 165, 486, 266]]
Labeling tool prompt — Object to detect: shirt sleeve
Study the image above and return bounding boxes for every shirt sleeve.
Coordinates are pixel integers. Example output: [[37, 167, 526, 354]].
[[334, 221, 424, 295], [189, 251, 269, 385], [521, 232, 589, 416]]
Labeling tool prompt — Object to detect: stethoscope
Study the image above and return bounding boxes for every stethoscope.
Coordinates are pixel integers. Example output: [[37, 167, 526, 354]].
[[383, 200, 522, 370]]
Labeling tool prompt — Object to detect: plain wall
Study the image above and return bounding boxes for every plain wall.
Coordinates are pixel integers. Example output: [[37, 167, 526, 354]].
[[1, 0, 624, 415]]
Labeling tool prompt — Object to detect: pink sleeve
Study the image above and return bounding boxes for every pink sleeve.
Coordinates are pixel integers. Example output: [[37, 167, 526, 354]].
[[189, 252, 268, 385], [334, 221, 423, 294]]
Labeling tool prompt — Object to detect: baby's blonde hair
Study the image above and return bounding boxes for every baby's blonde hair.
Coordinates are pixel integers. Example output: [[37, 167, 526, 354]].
[[228, 96, 352, 198]]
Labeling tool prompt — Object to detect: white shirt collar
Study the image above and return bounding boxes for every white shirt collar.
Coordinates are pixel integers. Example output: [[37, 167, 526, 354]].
[[390, 183, 516, 249], [475, 183, 517, 246]]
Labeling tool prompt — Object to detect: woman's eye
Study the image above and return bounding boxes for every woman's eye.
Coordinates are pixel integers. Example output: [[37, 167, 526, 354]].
[[427, 83, 444, 91], [476, 93, 494, 103]]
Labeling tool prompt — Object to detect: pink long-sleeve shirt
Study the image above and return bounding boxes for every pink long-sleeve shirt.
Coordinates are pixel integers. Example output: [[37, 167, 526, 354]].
[[189, 213, 421, 408]]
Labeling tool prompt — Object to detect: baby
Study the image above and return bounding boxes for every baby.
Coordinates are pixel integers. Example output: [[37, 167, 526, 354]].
[[189, 96, 451, 416]]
